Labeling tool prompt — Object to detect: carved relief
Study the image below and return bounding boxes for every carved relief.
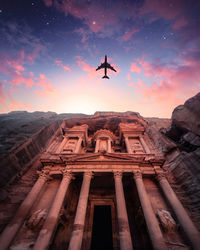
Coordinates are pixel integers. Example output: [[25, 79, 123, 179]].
[[133, 171, 142, 180], [99, 138, 108, 152], [156, 209, 177, 233], [63, 138, 78, 153], [113, 171, 123, 179], [93, 129, 115, 153], [26, 209, 47, 230], [129, 138, 144, 154]]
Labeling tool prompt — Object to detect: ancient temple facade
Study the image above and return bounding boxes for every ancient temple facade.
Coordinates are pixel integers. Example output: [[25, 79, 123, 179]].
[[0, 112, 200, 250]]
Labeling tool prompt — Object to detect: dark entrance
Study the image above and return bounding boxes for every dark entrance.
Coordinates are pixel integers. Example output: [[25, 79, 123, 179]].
[[90, 205, 114, 250]]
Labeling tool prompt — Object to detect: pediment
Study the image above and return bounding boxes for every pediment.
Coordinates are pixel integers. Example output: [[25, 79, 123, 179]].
[[61, 152, 145, 163]]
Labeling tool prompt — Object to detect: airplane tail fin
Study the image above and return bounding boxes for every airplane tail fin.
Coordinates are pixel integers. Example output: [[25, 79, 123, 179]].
[[102, 75, 109, 79]]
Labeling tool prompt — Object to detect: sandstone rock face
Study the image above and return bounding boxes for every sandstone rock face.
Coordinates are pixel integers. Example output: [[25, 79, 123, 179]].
[[167, 92, 200, 139], [163, 92, 200, 229], [0, 111, 86, 156], [0, 112, 87, 189], [145, 117, 176, 156]]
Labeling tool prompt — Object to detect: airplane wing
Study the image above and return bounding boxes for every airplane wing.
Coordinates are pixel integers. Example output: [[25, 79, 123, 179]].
[[107, 63, 117, 72], [96, 63, 106, 71]]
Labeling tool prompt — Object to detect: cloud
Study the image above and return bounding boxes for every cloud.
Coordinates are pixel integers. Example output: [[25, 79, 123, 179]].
[[0, 83, 7, 108], [43, 0, 53, 7], [76, 56, 97, 79], [0, 82, 31, 113], [126, 73, 131, 81], [75, 56, 119, 84], [10, 72, 35, 88], [43, 0, 139, 36], [35, 74, 58, 97], [0, 52, 35, 88], [141, 0, 183, 20], [55, 59, 71, 71], [128, 55, 200, 110], [140, 0, 200, 48], [122, 28, 139, 41], [7, 94, 31, 111], [130, 62, 141, 74], [0, 51, 58, 99], [0, 21, 46, 56], [173, 17, 187, 30], [76, 28, 89, 45]]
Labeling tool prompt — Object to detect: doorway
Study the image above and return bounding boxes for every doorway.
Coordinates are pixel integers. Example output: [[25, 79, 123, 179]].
[[90, 205, 114, 250]]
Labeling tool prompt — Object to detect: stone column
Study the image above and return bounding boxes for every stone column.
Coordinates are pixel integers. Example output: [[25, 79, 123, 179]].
[[133, 171, 167, 250], [114, 171, 133, 250], [33, 170, 74, 250], [95, 139, 100, 153], [157, 173, 200, 250], [139, 136, 151, 154], [125, 136, 132, 154], [74, 137, 83, 153], [0, 170, 49, 250], [68, 172, 93, 250], [56, 136, 68, 153], [107, 139, 112, 153]]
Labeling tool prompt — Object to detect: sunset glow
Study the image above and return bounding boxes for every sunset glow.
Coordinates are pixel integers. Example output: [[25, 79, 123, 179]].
[[0, 0, 200, 117]]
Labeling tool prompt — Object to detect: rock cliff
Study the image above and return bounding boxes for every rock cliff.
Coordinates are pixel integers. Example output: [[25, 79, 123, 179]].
[[164, 92, 200, 227]]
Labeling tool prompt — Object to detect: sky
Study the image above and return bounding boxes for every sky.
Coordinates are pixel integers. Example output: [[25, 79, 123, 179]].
[[0, 0, 200, 118]]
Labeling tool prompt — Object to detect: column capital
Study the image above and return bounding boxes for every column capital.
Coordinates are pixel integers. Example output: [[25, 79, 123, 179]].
[[113, 171, 123, 179], [62, 169, 75, 180], [156, 172, 166, 182], [83, 171, 94, 179], [133, 171, 142, 180], [37, 170, 50, 180], [124, 135, 129, 140]]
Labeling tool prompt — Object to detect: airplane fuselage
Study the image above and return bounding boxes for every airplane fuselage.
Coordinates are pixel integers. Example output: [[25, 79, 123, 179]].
[[96, 55, 117, 79], [104, 55, 107, 77]]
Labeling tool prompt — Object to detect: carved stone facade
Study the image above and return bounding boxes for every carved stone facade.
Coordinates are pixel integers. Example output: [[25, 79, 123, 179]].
[[0, 111, 200, 250]]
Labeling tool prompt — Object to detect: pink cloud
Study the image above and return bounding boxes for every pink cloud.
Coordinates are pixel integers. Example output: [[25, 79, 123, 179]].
[[35, 74, 58, 97], [126, 73, 131, 81], [0, 51, 58, 99], [43, 0, 53, 7], [125, 47, 132, 52], [76, 56, 97, 78], [141, 0, 184, 20], [0, 83, 31, 113], [0, 52, 25, 75], [173, 17, 187, 30], [75, 56, 119, 84], [8, 95, 31, 111], [55, 59, 71, 71], [122, 28, 139, 41], [44, 0, 137, 35], [0, 83, 6, 107], [76, 28, 88, 44], [128, 56, 200, 110], [130, 62, 141, 74], [9, 72, 35, 88]]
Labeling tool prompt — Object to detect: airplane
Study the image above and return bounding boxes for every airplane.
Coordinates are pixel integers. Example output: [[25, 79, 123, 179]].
[[96, 55, 117, 79]]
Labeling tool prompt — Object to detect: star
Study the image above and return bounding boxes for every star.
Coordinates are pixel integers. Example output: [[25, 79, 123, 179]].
[[92, 21, 96, 25], [46, 22, 50, 25], [0, 10, 2, 13], [31, 2, 35, 6]]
